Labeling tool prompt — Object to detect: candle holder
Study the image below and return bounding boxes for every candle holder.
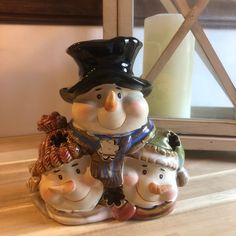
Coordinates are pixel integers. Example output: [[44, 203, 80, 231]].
[[27, 37, 188, 225]]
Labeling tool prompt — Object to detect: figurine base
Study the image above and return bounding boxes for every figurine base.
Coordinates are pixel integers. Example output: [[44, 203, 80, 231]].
[[46, 205, 112, 225], [112, 201, 176, 221], [133, 201, 176, 220]]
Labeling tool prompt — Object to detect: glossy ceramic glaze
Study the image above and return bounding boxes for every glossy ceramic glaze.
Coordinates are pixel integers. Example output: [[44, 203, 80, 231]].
[[123, 155, 178, 209], [28, 37, 189, 225], [71, 84, 149, 134], [39, 157, 103, 212]]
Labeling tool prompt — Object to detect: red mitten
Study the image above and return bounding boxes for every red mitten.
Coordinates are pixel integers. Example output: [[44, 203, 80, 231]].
[[112, 202, 136, 221]]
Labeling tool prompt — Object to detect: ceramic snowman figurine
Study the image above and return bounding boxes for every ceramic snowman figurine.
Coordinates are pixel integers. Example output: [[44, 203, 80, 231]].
[[28, 112, 112, 225], [112, 129, 189, 220], [29, 37, 188, 225], [60, 37, 155, 206]]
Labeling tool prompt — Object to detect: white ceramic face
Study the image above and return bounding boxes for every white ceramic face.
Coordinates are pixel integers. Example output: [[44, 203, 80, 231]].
[[123, 156, 178, 209], [39, 157, 103, 212], [71, 84, 149, 134]]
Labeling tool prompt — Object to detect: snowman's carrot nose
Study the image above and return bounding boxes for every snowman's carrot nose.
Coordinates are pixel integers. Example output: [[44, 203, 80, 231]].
[[148, 182, 161, 195], [49, 180, 76, 194], [149, 183, 172, 195], [104, 91, 117, 112]]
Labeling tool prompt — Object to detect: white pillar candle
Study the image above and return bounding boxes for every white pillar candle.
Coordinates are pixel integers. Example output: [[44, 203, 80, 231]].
[[143, 14, 195, 118]]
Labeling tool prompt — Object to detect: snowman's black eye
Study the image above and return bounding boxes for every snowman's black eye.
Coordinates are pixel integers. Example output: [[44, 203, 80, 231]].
[[97, 94, 102, 100], [159, 174, 164, 179], [117, 93, 122, 99], [58, 175, 63, 180], [142, 169, 147, 175], [76, 168, 80, 174]]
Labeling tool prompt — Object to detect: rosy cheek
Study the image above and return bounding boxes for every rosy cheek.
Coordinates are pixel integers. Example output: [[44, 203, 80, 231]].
[[124, 99, 148, 116], [160, 187, 178, 201], [72, 103, 97, 123], [40, 188, 61, 204], [41, 188, 54, 201], [123, 171, 139, 186]]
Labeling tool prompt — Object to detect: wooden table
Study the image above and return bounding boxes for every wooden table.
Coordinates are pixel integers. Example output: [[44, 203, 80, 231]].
[[0, 135, 236, 236]]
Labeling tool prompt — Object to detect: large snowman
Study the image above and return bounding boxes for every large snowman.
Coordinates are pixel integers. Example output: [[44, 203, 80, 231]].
[[28, 37, 189, 225], [60, 37, 155, 206]]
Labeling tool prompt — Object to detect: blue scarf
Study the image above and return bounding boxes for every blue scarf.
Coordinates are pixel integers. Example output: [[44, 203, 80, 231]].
[[68, 119, 155, 155], [69, 119, 155, 188]]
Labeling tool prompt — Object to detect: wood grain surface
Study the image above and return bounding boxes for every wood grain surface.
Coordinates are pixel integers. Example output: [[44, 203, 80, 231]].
[[0, 135, 236, 236]]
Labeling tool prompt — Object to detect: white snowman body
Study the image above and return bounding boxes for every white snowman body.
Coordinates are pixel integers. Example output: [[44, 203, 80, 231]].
[[71, 84, 149, 135], [123, 153, 178, 209], [39, 156, 103, 212]]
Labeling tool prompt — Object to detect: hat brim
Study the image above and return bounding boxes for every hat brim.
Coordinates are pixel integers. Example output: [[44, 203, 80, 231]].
[[60, 70, 152, 103]]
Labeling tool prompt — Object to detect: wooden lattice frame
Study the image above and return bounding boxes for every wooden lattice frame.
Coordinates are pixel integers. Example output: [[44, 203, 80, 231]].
[[103, 0, 236, 151]]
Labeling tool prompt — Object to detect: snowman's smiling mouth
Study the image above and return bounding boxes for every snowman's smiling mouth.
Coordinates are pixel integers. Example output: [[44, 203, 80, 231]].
[[135, 183, 159, 203], [97, 107, 126, 130], [64, 188, 90, 202]]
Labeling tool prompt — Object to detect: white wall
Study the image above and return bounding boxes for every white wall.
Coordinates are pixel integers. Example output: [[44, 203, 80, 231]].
[[1, 25, 235, 137], [0, 25, 102, 137]]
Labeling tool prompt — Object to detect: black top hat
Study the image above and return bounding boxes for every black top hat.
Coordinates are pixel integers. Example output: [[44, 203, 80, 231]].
[[60, 37, 152, 103]]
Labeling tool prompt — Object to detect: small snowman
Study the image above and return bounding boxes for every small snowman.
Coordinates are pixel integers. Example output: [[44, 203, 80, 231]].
[[28, 112, 111, 225], [59, 37, 155, 206], [112, 129, 189, 220]]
